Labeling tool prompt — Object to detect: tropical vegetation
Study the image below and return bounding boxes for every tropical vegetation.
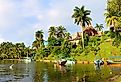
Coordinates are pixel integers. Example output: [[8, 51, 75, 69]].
[[72, 6, 92, 48], [0, 0, 121, 62]]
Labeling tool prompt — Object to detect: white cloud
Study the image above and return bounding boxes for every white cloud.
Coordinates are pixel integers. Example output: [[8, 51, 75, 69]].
[[0, 0, 15, 29], [0, 0, 106, 46], [33, 0, 106, 41], [33, 24, 47, 31], [48, 9, 59, 18]]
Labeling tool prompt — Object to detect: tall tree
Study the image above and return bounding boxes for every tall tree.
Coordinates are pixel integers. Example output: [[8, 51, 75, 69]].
[[105, 0, 121, 46], [95, 23, 104, 31], [72, 6, 92, 48], [105, 13, 118, 29], [32, 30, 45, 59], [35, 30, 44, 49], [65, 32, 71, 40], [0, 42, 30, 59], [47, 26, 68, 58], [48, 26, 56, 38], [35, 30, 44, 41], [56, 26, 66, 38], [105, 0, 121, 29]]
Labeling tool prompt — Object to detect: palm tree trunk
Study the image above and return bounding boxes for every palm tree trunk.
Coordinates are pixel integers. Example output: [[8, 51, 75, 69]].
[[81, 26, 85, 49]]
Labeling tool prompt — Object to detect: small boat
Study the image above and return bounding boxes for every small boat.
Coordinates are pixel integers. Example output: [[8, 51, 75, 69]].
[[58, 59, 67, 66], [106, 60, 121, 65], [24, 57, 32, 63], [65, 58, 76, 65], [65, 60, 75, 65], [57, 58, 76, 66], [94, 59, 104, 65]]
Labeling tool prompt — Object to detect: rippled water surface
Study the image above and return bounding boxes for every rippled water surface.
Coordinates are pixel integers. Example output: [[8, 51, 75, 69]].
[[0, 60, 121, 82]]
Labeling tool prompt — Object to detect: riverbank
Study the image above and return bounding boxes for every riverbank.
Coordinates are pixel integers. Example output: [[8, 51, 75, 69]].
[[35, 59, 95, 64], [99, 73, 121, 82], [36, 59, 110, 65], [107, 74, 121, 82], [115, 76, 121, 82], [3, 59, 107, 64], [110, 74, 121, 82]]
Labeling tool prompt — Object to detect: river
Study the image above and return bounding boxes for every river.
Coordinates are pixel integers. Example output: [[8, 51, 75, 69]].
[[0, 60, 121, 82]]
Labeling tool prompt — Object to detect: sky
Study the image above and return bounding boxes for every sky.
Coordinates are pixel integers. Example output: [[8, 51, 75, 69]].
[[0, 0, 107, 46]]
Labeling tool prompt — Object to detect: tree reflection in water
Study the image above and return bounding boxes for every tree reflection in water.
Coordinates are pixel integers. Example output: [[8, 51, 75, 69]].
[[1, 61, 121, 82]]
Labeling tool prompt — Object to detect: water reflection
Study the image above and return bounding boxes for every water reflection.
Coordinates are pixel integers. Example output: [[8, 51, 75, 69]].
[[43, 69, 48, 82], [1, 60, 121, 82], [54, 64, 67, 74], [0, 60, 35, 82]]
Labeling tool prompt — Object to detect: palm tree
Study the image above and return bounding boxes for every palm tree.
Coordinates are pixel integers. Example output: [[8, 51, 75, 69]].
[[35, 30, 44, 41], [105, 12, 119, 30], [106, 16, 118, 28], [32, 40, 38, 49], [72, 6, 92, 48], [15, 43, 23, 59], [65, 32, 71, 40], [48, 26, 56, 38], [35, 30, 44, 48], [56, 26, 66, 38], [95, 23, 104, 31]]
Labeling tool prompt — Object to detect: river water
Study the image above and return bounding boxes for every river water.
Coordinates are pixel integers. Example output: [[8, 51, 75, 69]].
[[0, 60, 121, 82]]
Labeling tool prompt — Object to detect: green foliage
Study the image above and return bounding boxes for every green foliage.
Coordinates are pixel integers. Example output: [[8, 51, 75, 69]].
[[107, 0, 121, 17], [112, 31, 121, 47], [32, 24, 121, 61], [32, 30, 45, 60], [61, 40, 72, 57], [0, 42, 32, 59], [32, 30, 44, 50], [105, 0, 121, 28], [47, 26, 70, 59], [1, 3, 121, 62], [94, 23, 104, 31], [84, 33, 89, 46], [105, 0, 121, 50], [72, 6, 92, 26], [72, 6, 92, 48]]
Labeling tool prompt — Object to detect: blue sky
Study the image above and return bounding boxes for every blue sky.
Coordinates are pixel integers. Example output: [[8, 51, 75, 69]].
[[0, 0, 107, 46]]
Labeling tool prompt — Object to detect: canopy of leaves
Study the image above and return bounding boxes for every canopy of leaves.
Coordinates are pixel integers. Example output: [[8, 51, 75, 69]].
[[72, 6, 92, 27]]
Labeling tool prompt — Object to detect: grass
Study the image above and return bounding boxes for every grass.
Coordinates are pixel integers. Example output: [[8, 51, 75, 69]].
[[74, 41, 121, 62]]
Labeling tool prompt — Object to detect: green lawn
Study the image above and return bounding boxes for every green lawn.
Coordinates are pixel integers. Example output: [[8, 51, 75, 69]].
[[75, 41, 121, 62]]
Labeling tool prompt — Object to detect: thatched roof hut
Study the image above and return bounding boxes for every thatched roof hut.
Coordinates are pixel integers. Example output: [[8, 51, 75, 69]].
[[70, 25, 102, 43], [84, 25, 98, 36]]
